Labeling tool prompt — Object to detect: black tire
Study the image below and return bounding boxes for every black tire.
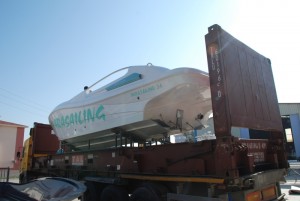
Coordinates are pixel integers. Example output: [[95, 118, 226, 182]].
[[19, 172, 26, 184], [82, 181, 99, 201], [130, 187, 160, 201], [100, 185, 129, 201]]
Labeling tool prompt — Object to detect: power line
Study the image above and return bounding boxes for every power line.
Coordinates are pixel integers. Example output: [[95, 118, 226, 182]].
[[0, 100, 47, 118], [0, 87, 51, 112], [0, 93, 49, 114]]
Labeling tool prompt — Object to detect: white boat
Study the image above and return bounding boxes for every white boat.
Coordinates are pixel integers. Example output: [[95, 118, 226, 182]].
[[49, 65, 212, 149]]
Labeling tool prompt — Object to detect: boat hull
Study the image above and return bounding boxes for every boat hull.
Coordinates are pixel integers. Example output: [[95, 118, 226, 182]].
[[49, 66, 212, 147]]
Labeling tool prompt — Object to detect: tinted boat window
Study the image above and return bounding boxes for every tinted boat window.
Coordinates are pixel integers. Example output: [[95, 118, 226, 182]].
[[105, 73, 142, 91]]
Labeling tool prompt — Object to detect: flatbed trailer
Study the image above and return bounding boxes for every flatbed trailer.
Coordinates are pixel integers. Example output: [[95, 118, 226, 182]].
[[19, 24, 288, 201]]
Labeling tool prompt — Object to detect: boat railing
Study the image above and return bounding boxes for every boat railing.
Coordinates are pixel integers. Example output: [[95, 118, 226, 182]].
[[84, 67, 130, 94]]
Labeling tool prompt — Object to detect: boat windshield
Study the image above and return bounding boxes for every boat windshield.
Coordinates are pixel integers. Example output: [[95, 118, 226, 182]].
[[85, 67, 143, 94], [86, 67, 130, 93], [105, 73, 142, 91]]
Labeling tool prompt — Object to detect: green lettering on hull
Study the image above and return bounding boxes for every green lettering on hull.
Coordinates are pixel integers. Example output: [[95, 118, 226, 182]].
[[53, 104, 106, 128]]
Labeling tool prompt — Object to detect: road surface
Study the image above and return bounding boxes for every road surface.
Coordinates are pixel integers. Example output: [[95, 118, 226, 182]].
[[280, 160, 300, 201]]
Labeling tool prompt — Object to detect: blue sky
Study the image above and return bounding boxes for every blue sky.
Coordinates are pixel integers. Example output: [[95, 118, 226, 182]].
[[1, 0, 300, 140]]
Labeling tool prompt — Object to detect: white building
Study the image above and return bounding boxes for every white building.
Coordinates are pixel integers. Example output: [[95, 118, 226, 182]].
[[0, 120, 27, 170]]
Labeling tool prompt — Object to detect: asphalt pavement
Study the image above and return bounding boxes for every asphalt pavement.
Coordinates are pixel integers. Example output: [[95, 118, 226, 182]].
[[280, 160, 300, 201]]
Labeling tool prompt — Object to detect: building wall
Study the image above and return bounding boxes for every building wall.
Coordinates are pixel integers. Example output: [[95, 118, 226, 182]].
[[15, 127, 25, 169], [279, 103, 300, 116], [290, 114, 300, 158], [0, 126, 17, 169], [279, 103, 300, 159]]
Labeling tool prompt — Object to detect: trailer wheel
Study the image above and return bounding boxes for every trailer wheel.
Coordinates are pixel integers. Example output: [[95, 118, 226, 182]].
[[130, 187, 160, 201], [82, 181, 99, 201], [19, 173, 27, 184], [100, 185, 129, 201]]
